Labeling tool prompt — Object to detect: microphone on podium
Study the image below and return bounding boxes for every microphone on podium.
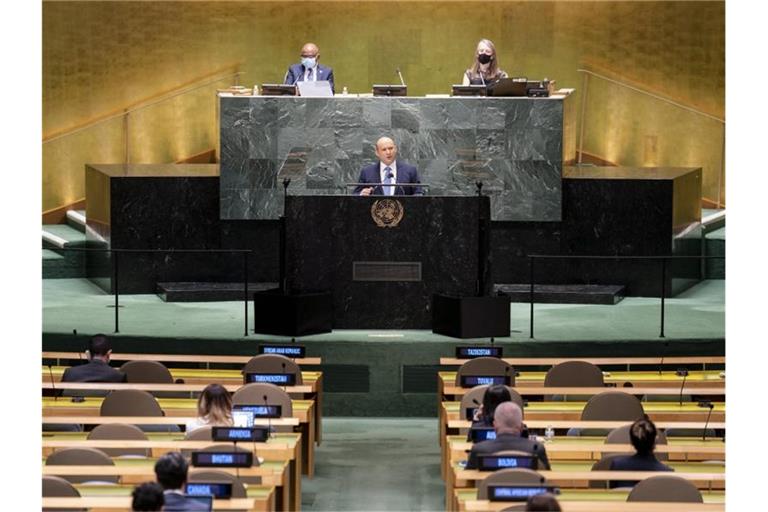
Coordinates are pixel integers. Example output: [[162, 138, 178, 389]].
[[396, 68, 406, 86]]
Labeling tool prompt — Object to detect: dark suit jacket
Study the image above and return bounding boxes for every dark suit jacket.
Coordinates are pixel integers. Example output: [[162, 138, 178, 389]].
[[162, 490, 211, 511], [608, 453, 673, 488], [61, 359, 126, 383], [354, 160, 423, 196], [284, 63, 334, 93], [466, 432, 551, 470]]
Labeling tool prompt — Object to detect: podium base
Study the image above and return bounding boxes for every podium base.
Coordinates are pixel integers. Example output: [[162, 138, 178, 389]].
[[431, 294, 510, 339], [253, 289, 333, 337]]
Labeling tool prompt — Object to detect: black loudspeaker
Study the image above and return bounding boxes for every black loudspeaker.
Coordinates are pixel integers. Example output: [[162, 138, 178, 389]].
[[431, 294, 510, 339], [253, 289, 333, 336]]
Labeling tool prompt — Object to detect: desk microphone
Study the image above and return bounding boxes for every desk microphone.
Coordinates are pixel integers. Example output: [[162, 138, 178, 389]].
[[263, 394, 271, 439], [48, 364, 58, 402], [676, 368, 689, 406], [699, 400, 714, 441], [658, 341, 669, 375], [396, 67, 406, 86], [281, 362, 287, 391]]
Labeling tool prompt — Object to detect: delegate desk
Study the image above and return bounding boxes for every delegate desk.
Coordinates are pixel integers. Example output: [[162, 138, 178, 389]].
[[42, 432, 302, 511], [41, 394, 317, 478], [445, 464, 725, 512], [442, 434, 726, 482], [439, 356, 725, 371], [42, 351, 323, 367], [461, 497, 724, 512], [42, 496, 270, 511], [43, 365, 324, 446], [438, 370, 726, 401], [41, 459, 286, 511]]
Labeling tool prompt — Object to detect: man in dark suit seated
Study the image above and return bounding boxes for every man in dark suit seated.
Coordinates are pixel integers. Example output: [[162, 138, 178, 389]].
[[61, 334, 126, 383], [354, 137, 423, 196], [154, 452, 210, 511], [466, 401, 551, 470], [608, 416, 673, 488], [283, 42, 335, 93]]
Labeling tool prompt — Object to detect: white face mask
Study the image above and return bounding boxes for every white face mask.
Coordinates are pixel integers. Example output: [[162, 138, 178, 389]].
[[301, 57, 317, 69]]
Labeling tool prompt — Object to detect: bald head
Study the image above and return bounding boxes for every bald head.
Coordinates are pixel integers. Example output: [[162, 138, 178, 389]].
[[375, 137, 397, 165], [493, 401, 524, 435], [301, 43, 319, 58]]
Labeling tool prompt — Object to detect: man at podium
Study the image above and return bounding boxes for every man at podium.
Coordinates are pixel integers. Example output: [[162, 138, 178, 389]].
[[355, 137, 423, 196], [283, 42, 335, 94]]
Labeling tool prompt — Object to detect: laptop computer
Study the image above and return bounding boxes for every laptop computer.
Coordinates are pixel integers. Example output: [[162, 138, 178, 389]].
[[297, 80, 333, 97], [486, 78, 528, 97]]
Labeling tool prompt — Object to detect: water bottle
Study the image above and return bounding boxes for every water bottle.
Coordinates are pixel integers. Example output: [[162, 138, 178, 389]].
[[544, 425, 554, 442], [342, 86, 349, 96]]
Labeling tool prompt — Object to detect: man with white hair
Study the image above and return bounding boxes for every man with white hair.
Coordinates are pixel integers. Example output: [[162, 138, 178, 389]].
[[465, 401, 551, 470]]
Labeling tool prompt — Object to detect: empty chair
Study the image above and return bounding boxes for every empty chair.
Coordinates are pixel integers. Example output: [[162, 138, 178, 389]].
[[120, 360, 174, 383], [606, 423, 669, 461], [100, 389, 164, 417], [571, 391, 645, 436], [45, 447, 118, 484], [100, 389, 178, 433], [194, 445, 261, 487], [455, 357, 514, 386], [460, 385, 524, 421], [242, 354, 303, 385], [87, 423, 150, 458], [187, 469, 249, 497], [185, 425, 214, 441], [627, 475, 703, 503], [42, 476, 84, 512], [232, 382, 293, 417], [544, 360, 604, 401], [477, 468, 545, 499], [544, 361, 604, 387]]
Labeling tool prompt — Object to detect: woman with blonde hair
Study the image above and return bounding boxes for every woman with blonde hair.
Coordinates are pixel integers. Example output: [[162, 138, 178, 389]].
[[462, 39, 508, 85], [185, 383, 233, 432]]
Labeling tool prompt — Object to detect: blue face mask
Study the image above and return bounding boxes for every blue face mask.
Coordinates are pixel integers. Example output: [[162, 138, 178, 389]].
[[302, 57, 317, 69]]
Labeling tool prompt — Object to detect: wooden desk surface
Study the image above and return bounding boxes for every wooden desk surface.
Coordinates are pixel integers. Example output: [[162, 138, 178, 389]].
[[42, 396, 314, 421], [42, 496, 271, 511], [43, 351, 323, 366], [442, 385, 726, 396], [462, 500, 725, 512], [440, 356, 725, 368], [43, 366, 321, 391], [446, 419, 726, 430], [42, 415, 299, 427], [439, 371, 725, 392]]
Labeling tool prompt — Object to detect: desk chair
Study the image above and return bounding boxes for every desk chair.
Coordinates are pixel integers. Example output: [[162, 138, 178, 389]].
[[627, 474, 703, 503], [476, 467, 545, 499], [42, 476, 84, 512], [455, 357, 514, 386], [87, 423, 150, 458], [544, 361, 604, 401], [588, 454, 627, 489], [188, 469, 249, 512], [45, 447, 118, 484], [242, 355, 303, 385], [100, 389, 178, 433], [233, 383, 293, 417], [605, 424, 669, 461], [119, 360, 174, 384], [196, 444, 261, 486], [571, 391, 645, 436]]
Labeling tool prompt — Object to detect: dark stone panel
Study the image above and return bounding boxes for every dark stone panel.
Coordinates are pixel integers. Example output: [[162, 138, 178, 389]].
[[283, 195, 490, 328]]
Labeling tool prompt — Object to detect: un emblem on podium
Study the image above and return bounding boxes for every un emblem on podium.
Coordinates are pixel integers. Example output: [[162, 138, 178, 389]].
[[371, 199, 404, 228]]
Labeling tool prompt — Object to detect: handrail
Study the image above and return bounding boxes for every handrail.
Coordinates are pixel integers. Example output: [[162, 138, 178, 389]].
[[576, 68, 724, 123], [576, 68, 726, 208], [53, 247, 253, 336], [43, 66, 242, 144], [527, 254, 725, 339]]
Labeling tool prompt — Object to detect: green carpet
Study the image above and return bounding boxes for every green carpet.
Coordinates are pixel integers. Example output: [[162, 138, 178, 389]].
[[302, 418, 443, 511]]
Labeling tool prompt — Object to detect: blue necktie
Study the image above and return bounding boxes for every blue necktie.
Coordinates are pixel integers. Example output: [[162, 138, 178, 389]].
[[384, 167, 394, 196]]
